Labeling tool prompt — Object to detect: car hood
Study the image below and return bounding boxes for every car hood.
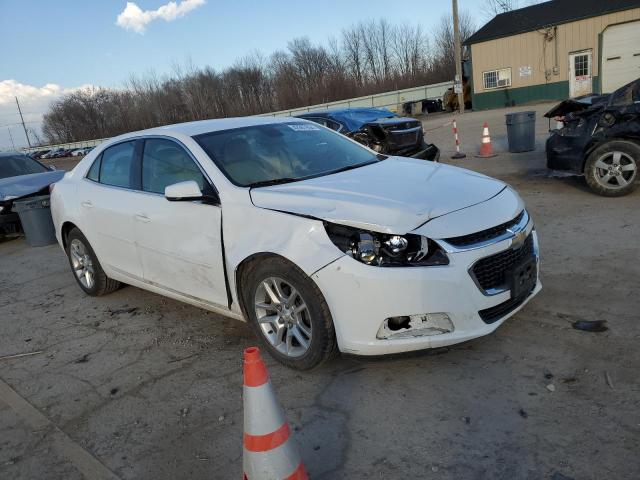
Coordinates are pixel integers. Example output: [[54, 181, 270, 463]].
[[544, 94, 610, 118], [0, 170, 65, 201], [250, 157, 506, 234]]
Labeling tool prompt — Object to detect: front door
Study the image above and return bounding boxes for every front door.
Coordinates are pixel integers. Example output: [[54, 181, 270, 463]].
[[133, 137, 228, 307], [569, 50, 592, 98]]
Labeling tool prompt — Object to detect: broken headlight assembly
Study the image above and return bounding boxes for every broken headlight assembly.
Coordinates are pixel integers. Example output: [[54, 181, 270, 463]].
[[324, 222, 449, 267]]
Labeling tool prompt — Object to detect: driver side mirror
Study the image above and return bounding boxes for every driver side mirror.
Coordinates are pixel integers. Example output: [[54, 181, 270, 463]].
[[165, 180, 204, 201], [164, 180, 219, 205]]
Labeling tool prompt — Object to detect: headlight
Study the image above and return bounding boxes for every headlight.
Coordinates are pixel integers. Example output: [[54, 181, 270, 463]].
[[324, 222, 449, 267]]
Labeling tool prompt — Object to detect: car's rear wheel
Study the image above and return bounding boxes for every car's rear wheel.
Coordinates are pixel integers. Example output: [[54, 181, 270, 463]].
[[584, 140, 639, 197], [242, 257, 337, 370], [66, 228, 120, 296]]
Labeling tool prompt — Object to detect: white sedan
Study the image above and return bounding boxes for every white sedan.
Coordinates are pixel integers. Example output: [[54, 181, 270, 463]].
[[50, 117, 541, 369]]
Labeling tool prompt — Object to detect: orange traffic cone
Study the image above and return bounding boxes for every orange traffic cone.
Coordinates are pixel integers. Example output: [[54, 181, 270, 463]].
[[242, 347, 308, 480], [476, 122, 497, 158]]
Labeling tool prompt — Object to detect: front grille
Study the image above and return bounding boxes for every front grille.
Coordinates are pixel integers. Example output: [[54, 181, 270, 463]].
[[478, 288, 533, 324], [445, 211, 525, 248], [471, 233, 534, 291], [384, 121, 421, 131]]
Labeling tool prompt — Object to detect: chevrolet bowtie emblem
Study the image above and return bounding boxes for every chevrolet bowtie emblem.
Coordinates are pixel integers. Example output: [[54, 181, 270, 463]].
[[507, 228, 527, 249]]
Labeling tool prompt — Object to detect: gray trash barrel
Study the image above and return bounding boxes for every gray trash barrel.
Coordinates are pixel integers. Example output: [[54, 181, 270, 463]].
[[505, 111, 536, 153], [12, 195, 57, 247]]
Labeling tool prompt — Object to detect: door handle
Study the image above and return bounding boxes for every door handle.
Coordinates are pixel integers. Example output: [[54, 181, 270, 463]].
[[134, 213, 151, 223], [81, 201, 93, 208]]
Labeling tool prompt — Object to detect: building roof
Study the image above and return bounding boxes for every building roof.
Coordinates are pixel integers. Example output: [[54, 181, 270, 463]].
[[464, 0, 640, 45]]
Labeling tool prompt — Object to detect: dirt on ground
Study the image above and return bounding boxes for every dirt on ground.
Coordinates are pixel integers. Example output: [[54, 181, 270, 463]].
[[1, 104, 639, 479]]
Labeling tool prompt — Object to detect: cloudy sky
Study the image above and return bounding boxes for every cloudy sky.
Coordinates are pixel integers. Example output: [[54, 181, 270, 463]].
[[0, 0, 490, 150]]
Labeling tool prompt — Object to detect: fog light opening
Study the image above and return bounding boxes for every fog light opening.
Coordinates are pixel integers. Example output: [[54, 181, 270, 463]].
[[377, 313, 454, 340], [387, 316, 411, 331]]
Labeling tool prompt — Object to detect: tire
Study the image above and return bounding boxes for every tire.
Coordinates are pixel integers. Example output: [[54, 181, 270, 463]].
[[66, 227, 120, 296], [241, 257, 337, 370], [584, 140, 639, 197]]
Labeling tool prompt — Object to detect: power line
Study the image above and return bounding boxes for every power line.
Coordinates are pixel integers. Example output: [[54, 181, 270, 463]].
[[7, 127, 16, 150], [0, 120, 41, 128]]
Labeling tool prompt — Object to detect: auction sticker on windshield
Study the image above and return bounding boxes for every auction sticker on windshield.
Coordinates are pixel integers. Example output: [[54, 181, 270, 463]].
[[288, 124, 320, 131]]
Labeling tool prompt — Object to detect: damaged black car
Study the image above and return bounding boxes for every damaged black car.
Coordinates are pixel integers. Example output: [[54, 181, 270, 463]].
[[296, 107, 439, 161], [0, 152, 64, 236], [545, 78, 640, 197]]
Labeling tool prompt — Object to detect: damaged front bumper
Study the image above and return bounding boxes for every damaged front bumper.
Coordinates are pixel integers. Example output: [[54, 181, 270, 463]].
[[545, 131, 587, 173], [312, 229, 541, 356], [0, 211, 21, 235]]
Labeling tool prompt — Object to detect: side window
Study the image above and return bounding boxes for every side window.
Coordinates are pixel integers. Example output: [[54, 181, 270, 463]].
[[142, 138, 207, 194], [86, 155, 101, 181], [99, 142, 136, 188]]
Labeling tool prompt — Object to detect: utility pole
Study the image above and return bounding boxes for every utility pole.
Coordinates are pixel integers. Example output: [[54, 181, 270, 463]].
[[15, 96, 32, 149], [452, 0, 465, 114], [7, 127, 16, 151]]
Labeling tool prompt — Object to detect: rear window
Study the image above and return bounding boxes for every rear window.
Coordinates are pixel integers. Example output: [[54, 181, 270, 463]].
[[0, 155, 48, 179], [99, 142, 136, 188]]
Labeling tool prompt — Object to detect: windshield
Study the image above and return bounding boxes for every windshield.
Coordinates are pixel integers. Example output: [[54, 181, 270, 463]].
[[0, 155, 48, 179], [194, 122, 382, 187]]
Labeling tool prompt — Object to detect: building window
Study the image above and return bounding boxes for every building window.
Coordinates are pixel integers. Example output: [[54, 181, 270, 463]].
[[483, 68, 512, 90], [574, 54, 589, 77]]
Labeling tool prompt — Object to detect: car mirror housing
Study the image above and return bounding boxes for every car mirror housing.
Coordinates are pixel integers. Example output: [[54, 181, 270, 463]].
[[164, 180, 204, 201]]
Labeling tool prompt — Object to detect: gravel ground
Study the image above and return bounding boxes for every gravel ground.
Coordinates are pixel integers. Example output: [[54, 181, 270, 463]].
[[1, 105, 639, 479]]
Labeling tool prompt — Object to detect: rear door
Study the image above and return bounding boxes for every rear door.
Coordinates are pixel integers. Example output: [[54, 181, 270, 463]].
[[132, 137, 228, 307], [78, 140, 144, 279]]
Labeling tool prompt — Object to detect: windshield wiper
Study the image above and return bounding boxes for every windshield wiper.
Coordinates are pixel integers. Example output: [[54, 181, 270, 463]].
[[246, 177, 299, 188], [326, 159, 380, 176]]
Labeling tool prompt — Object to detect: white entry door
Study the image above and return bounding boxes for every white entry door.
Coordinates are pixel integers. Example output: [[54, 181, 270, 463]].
[[569, 50, 592, 98]]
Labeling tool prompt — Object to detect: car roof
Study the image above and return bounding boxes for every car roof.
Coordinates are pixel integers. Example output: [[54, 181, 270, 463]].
[[114, 115, 302, 140]]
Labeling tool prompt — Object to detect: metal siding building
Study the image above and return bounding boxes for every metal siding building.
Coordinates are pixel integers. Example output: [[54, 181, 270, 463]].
[[464, 0, 640, 110]]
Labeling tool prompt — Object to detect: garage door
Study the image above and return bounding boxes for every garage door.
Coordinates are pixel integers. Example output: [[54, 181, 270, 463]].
[[601, 20, 640, 93]]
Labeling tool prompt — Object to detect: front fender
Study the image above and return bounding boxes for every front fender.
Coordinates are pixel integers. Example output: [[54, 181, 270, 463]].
[[223, 202, 343, 313]]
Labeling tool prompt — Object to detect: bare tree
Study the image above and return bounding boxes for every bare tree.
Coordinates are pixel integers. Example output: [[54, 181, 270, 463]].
[[432, 11, 476, 80], [42, 17, 479, 145], [483, 0, 546, 20]]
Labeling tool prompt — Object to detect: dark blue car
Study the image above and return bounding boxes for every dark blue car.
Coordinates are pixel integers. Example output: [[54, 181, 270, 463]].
[[0, 152, 64, 235], [296, 108, 439, 161]]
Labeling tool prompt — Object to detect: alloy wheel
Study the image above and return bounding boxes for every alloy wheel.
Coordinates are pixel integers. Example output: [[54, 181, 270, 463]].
[[593, 151, 637, 189], [69, 238, 95, 289], [254, 277, 312, 358]]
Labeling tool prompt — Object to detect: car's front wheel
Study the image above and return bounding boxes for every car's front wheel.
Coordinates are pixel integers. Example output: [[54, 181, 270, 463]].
[[66, 228, 120, 296], [584, 140, 639, 197], [242, 257, 337, 370]]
